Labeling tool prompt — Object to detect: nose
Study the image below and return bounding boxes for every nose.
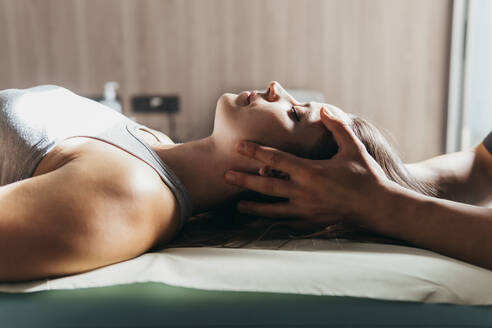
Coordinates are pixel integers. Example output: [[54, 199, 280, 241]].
[[265, 81, 281, 101], [265, 81, 297, 104]]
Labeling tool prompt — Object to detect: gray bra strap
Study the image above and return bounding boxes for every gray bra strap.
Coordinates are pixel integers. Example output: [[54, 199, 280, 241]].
[[72, 120, 193, 230], [124, 123, 193, 229]]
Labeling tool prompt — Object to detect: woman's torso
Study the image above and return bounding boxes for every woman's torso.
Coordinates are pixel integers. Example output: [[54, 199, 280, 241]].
[[0, 85, 192, 240]]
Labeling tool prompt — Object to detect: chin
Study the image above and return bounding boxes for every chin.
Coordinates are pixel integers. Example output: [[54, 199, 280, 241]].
[[213, 94, 237, 136], [219, 93, 241, 111]]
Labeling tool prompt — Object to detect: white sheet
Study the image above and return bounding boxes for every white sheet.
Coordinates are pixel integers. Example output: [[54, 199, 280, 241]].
[[1, 239, 492, 305]]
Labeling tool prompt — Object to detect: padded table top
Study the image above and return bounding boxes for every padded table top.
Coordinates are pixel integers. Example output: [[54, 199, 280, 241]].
[[3, 239, 492, 327], [3, 239, 492, 305]]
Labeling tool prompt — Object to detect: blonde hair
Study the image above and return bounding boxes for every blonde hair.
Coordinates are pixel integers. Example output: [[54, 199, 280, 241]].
[[157, 116, 437, 250]]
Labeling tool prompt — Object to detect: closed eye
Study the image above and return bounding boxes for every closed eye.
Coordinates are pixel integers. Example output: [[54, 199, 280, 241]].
[[290, 105, 300, 122]]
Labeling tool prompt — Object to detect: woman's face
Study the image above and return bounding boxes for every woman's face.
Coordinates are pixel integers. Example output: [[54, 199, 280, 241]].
[[213, 81, 349, 157]]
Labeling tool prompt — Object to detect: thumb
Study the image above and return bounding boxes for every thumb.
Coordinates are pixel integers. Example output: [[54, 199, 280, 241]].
[[320, 106, 365, 157]]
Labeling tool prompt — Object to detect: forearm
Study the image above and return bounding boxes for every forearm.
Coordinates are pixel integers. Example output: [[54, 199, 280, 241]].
[[362, 183, 492, 270]]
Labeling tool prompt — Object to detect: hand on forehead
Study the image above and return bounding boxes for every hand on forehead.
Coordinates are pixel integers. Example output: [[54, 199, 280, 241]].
[[310, 102, 352, 125], [270, 81, 351, 123]]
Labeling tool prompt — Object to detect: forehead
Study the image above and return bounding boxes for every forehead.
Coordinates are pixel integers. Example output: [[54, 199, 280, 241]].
[[308, 101, 352, 124]]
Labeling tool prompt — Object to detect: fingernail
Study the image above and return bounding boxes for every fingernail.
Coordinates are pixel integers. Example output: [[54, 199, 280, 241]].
[[321, 106, 330, 117], [225, 171, 236, 182]]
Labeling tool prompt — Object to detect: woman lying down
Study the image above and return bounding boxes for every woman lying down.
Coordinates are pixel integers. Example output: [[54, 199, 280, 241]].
[[0, 81, 469, 282]]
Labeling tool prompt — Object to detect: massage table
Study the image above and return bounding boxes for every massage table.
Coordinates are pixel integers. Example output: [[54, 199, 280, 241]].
[[1, 238, 492, 327]]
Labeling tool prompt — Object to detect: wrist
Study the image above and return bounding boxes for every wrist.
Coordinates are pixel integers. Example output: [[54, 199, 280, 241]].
[[349, 180, 408, 232], [356, 180, 437, 242]]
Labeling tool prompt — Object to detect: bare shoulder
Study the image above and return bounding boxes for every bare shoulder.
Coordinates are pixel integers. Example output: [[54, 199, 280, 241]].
[[0, 137, 179, 281], [56, 137, 181, 243]]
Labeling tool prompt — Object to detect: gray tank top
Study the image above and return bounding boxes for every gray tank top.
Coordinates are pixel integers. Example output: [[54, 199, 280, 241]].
[[0, 85, 192, 229]]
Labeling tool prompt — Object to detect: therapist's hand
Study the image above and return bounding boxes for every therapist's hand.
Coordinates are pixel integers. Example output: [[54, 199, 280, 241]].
[[224, 108, 390, 226]]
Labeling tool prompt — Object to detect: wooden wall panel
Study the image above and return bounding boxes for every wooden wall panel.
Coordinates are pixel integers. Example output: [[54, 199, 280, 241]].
[[0, 0, 452, 161], [0, 1, 15, 84], [79, 0, 125, 93]]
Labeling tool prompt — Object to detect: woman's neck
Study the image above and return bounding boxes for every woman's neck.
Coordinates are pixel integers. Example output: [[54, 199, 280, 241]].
[[152, 136, 262, 214]]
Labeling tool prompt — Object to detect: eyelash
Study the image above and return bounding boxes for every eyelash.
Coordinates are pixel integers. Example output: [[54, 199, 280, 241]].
[[290, 105, 300, 122]]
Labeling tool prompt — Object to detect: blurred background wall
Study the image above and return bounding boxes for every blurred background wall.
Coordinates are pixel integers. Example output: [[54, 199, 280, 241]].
[[0, 0, 452, 162]]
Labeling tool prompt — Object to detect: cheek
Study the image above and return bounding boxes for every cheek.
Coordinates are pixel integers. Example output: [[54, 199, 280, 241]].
[[213, 98, 303, 152], [247, 117, 289, 140], [241, 113, 299, 151]]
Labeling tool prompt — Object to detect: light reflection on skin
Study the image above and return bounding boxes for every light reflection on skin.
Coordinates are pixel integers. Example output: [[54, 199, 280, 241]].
[[212, 81, 351, 157]]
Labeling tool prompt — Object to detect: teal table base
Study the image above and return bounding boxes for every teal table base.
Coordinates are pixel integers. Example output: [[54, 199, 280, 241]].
[[1, 282, 491, 327]]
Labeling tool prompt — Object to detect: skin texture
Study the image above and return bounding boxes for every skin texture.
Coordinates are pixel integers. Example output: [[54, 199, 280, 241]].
[[223, 109, 492, 270], [212, 81, 345, 158], [224, 108, 389, 223], [152, 81, 349, 214], [0, 136, 180, 282], [0, 81, 347, 281], [3, 79, 489, 281]]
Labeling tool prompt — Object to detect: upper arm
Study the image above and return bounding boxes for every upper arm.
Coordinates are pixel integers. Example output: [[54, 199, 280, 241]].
[[473, 143, 492, 206], [477, 142, 492, 179], [0, 141, 178, 282], [405, 144, 492, 206]]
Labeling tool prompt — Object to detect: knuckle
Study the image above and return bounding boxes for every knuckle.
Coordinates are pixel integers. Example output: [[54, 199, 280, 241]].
[[300, 163, 322, 180], [311, 163, 325, 176], [246, 142, 258, 157], [300, 169, 314, 182], [295, 161, 311, 175], [268, 152, 281, 167]]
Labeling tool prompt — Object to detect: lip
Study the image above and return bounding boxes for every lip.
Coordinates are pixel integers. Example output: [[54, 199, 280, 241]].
[[247, 90, 257, 104], [235, 91, 249, 106]]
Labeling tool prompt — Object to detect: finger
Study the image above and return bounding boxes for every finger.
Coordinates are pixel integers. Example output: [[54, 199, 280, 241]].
[[237, 201, 295, 218], [225, 170, 293, 198], [320, 107, 366, 156], [236, 141, 306, 174]]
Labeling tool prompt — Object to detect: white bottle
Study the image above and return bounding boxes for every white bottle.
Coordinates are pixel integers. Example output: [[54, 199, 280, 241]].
[[100, 81, 122, 113]]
